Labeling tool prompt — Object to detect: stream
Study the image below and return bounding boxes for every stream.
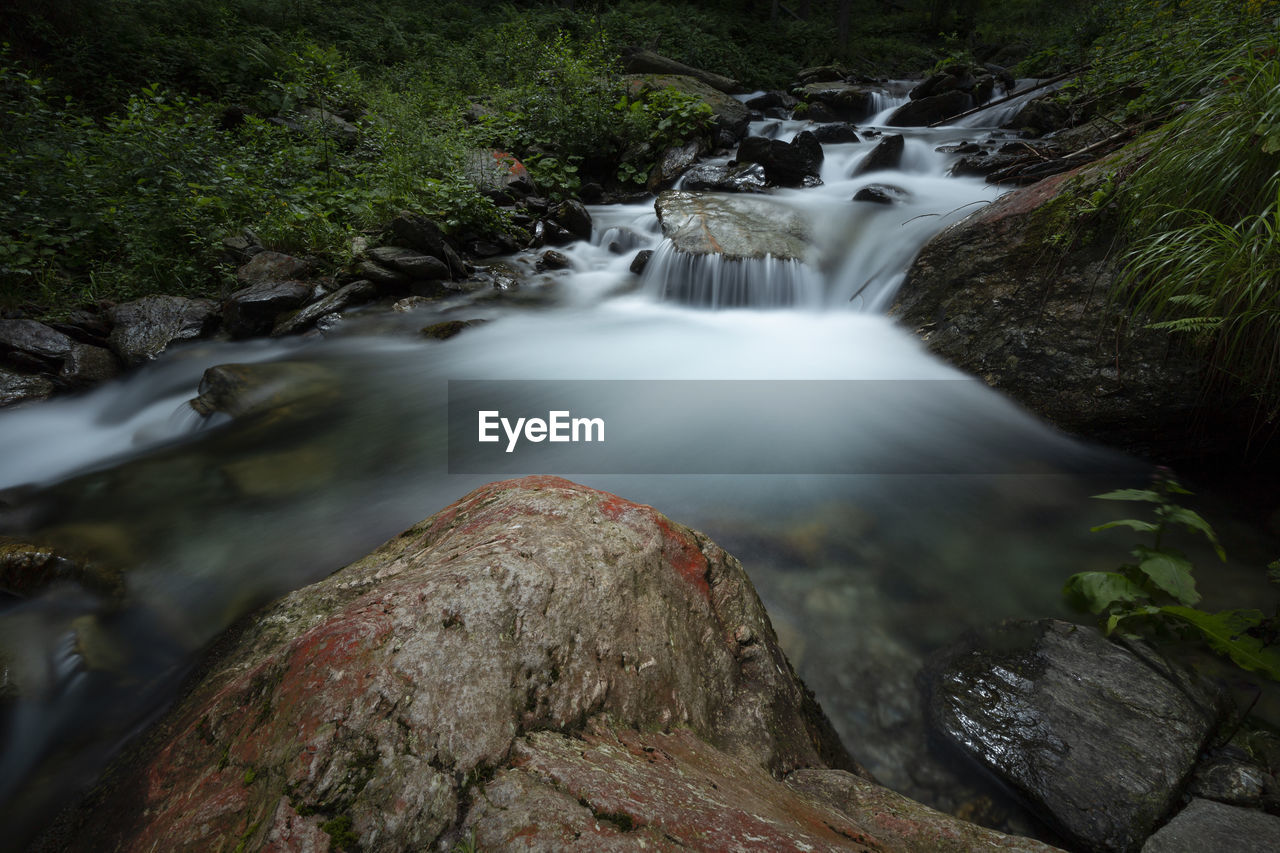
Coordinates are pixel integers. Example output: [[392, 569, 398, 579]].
[[0, 87, 1271, 845]]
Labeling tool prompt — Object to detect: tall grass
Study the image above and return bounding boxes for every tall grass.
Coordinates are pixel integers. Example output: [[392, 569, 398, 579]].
[[1116, 34, 1280, 411]]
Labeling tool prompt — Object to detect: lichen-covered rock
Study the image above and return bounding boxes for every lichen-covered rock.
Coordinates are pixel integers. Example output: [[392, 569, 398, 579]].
[[107, 295, 219, 367], [44, 477, 864, 851], [891, 155, 1256, 462], [655, 190, 813, 261], [923, 619, 1222, 852]]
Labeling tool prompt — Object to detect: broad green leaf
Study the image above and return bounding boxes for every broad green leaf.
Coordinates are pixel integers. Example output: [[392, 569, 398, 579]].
[[1091, 519, 1159, 534], [1133, 547, 1200, 604], [1163, 506, 1226, 560], [1064, 571, 1147, 615], [1160, 607, 1280, 682], [1093, 489, 1161, 503]]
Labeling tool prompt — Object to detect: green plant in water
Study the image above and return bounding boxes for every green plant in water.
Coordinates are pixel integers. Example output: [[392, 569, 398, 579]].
[[1064, 469, 1280, 680]]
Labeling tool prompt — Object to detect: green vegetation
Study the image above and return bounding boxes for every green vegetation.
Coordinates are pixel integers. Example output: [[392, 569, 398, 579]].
[[1065, 471, 1280, 681]]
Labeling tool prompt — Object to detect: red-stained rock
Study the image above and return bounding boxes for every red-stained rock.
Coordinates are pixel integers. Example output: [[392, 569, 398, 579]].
[[43, 478, 1061, 852]]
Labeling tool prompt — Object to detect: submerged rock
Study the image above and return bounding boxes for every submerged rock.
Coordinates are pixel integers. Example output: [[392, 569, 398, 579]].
[[923, 619, 1222, 852], [655, 190, 813, 261]]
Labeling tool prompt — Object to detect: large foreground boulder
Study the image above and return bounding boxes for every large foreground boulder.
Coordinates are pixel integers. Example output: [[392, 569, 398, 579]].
[[655, 190, 813, 261], [44, 477, 1061, 852], [892, 154, 1264, 464]]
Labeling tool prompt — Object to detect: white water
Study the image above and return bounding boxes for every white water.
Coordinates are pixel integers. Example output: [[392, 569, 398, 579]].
[[0, 91, 1151, 843]]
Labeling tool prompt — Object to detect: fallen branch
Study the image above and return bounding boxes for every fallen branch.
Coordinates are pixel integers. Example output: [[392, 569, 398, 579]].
[[927, 66, 1088, 128]]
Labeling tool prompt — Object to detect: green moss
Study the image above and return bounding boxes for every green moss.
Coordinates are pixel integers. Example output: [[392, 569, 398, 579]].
[[320, 814, 360, 851]]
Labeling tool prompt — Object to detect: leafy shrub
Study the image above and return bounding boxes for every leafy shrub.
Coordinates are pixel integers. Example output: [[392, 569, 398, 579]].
[[1064, 470, 1280, 681]]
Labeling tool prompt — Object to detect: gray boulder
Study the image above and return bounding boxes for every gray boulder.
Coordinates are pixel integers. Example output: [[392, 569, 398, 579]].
[[736, 131, 824, 186], [886, 91, 973, 126], [681, 162, 768, 193], [222, 280, 313, 338], [624, 74, 751, 143], [1141, 799, 1280, 853], [366, 246, 451, 281], [924, 619, 1222, 852], [655, 190, 813, 261], [794, 81, 877, 122], [622, 49, 741, 94], [851, 133, 905, 176], [107, 296, 219, 367], [0, 319, 74, 371], [271, 280, 378, 337], [0, 368, 54, 408], [234, 250, 311, 286]]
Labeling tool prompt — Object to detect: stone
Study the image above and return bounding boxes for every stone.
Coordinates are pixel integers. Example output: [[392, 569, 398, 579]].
[[1188, 747, 1269, 806], [794, 82, 876, 121], [387, 212, 465, 277], [629, 249, 653, 275], [923, 619, 1222, 852], [187, 361, 339, 426], [621, 49, 741, 94], [1007, 95, 1072, 136], [784, 769, 1061, 852], [298, 107, 359, 147], [107, 296, 219, 367], [886, 91, 973, 127], [736, 130, 824, 186], [355, 260, 411, 289], [951, 152, 1024, 177], [366, 246, 451, 281], [655, 190, 813, 261], [811, 122, 861, 144], [680, 162, 768, 193], [58, 342, 120, 387], [270, 281, 378, 337], [1141, 799, 1280, 852], [420, 319, 489, 340], [647, 139, 706, 190], [0, 319, 72, 376], [853, 184, 908, 205], [553, 199, 594, 241], [745, 90, 798, 111], [795, 65, 850, 85], [891, 155, 1242, 461], [536, 250, 571, 271], [44, 478, 864, 851], [222, 280, 314, 338], [0, 368, 53, 407], [235, 251, 311, 286], [851, 133, 905, 176]]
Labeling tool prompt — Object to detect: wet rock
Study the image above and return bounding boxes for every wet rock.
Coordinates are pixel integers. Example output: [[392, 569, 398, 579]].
[[886, 91, 972, 127], [680, 162, 768, 193], [851, 133, 905, 176], [784, 769, 1061, 852], [794, 81, 876, 121], [219, 230, 264, 266], [0, 368, 53, 407], [736, 130, 824, 186], [923, 619, 1222, 852], [629, 249, 653, 275], [797, 101, 843, 123], [1188, 747, 1269, 806], [49, 308, 112, 347], [624, 74, 751, 142], [810, 122, 861, 144], [647, 139, 706, 190], [534, 219, 576, 247], [536, 250, 571, 271], [188, 361, 340, 429], [1007, 96, 1071, 136], [621, 49, 741, 94], [795, 64, 850, 85], [911, 71, 972, 100], [1141, 799, 1280, 852], [222, 280, 314, 338], [655, 190, 813, 261], [952, 151, 1023, 177], [0, 319, 73, 371], [421, 319, 489, 340], [937, 141, 982, 154], [366, 246, 451, 281], [58, 342, 120, 388], [552, 199, 593, 242], [892, 156, 1244, 461], [390, 296, 439, 313], [853, 184, 908, 205], [107, 296, 219, 367], [234, 251, 311, 286], [271, 280, 378, 337], [388, 212, 466, 278], [46, 478, 864, 851], [745, 90, 798, 111], [355, 259, 411, 289]]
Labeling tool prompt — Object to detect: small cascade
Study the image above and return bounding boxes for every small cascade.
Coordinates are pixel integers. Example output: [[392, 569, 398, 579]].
[[640, 239, 822, 308], [952, 78, 1068, 128]]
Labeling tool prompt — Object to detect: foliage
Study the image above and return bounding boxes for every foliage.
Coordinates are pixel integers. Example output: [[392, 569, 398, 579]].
[[1064, 471, 1280, 681], [1110, 31, 1280, 412]]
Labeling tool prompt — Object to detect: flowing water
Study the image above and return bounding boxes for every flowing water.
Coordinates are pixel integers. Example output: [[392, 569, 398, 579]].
[[0, 91, 1272, 844]]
